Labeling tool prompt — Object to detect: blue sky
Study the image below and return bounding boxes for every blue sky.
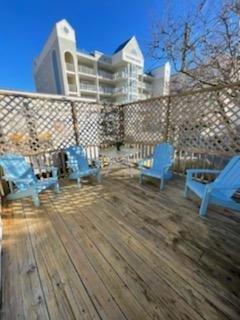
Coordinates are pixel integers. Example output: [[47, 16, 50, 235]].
[[0, 0, 194, 92]]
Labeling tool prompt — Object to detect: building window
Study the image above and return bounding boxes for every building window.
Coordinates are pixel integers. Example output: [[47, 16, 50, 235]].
[[52, 50, 62, 94]]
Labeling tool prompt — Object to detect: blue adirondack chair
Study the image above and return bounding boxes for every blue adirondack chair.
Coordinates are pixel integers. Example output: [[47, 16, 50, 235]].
[[0, 154, 60, 207], [139, 143, 174, 190], [184, 156, 240, 217], [65, 145, 101, 187]]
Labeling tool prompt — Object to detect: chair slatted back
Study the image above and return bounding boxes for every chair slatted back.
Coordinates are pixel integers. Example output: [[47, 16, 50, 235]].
[[152, 143, 174, 172], [213, 156, 240, 198], [66, 145, 89, 172], [0, 154, 36, 190]]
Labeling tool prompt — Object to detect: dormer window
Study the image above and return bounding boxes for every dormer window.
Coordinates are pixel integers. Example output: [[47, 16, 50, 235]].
[[63, 26, 70, 34]]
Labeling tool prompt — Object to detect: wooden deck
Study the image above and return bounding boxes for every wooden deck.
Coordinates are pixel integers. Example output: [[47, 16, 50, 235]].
[[1, 169, 240, 320]]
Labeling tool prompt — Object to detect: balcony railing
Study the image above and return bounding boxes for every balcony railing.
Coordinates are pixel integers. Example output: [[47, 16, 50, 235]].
[[77, 48, 94, 57], [66, 63, 75, 72], [113, 87, 128, 94], [98, 71, 113, 80], [78, 65, 95, 75], [68, 84, 77, 92], [99, 56, 112, 64], [114, 71, 128, 80], [99, 87, 114, 94], [79, 83, 97, 92]]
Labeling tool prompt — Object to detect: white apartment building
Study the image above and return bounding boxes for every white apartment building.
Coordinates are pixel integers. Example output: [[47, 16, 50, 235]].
[[34, 19, 170, 104]]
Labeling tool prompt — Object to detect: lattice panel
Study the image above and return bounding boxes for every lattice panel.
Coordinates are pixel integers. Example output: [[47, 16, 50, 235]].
[[0, 94, 76, 155], [123, 97, 169, 144], [74, 101, 100, 146], [168, 87, 240, 155], [0, 95, 29, 154], [1, 84, 240, 159], [99, 104, 124, 145], [73, 102, 124, 146]]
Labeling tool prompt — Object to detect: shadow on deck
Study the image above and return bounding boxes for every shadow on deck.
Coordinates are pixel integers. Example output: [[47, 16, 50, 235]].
[[1, 169, 240, 320]]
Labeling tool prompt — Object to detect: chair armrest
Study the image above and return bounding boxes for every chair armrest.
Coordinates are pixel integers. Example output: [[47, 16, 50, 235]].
[[187, 169, 221, 180], [4, 177, 33, 187], [187, 169, 221, 174], [202, 184, 240, 197], [211, 185, 240, 191]]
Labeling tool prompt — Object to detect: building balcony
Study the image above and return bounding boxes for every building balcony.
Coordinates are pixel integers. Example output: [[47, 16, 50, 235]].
[[114, 71, 128, 80], [98, 55, 112, 64], [79, 82, 97, 92], [66, 63, 75, 72], [113, 86, 128, 95], [68, 84, 77, 92], [99, 86, 114, 94], [77, 48, 96, 60], [98, 70, 113, 80], [78, 65, 96, 75]]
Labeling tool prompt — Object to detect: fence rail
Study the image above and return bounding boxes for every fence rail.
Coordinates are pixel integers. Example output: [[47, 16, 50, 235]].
[[0, 83, 240, 175]]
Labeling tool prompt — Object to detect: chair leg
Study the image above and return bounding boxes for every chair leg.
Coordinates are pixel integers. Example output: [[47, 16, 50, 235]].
[[54, 182, 60, 193], [97, 172, 101, 183], [199, 188, 211, 217], [160, 178, 164, 191], [184, 183, 189, 198], [32, 193, 40, 207], [140, 174, 143, 184], [199, 199, 209, 217], [77, 178, 81, 188]]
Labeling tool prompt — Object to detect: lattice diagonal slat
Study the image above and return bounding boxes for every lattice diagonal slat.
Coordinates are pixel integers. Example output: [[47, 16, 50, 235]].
[[168, 87, 240, 155], [123, 97, 169, 144], [1, 83, 240, 158], [74, 101, 100, 146], [0, 94, 76, 155]]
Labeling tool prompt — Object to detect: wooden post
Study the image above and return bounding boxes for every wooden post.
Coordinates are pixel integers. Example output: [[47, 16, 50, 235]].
[[70, 101, 80, 145], [164, 96, 171, 142]]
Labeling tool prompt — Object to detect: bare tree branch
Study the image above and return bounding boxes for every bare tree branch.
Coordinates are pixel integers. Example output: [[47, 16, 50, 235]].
[[148, 0, 240, 92]]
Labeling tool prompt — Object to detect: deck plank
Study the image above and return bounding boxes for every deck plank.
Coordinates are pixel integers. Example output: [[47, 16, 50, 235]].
[[1, 202, 50, 320], [1, 171, 240, 320], [102, 176, 240, 319], [45, 192, 152, 320]]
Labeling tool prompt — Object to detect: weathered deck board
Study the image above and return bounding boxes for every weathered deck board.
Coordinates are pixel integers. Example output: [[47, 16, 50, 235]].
[[1, 170, 240, 320], [1, 202, 50, 319]]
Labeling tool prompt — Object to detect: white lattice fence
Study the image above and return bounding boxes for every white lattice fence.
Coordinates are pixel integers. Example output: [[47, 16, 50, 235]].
[[0, 93, 76, 155], [168, 86, 240, 156], [99, 103, 124, 145], [0, 84, 240, 174], [123, 97, 169, 144]]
